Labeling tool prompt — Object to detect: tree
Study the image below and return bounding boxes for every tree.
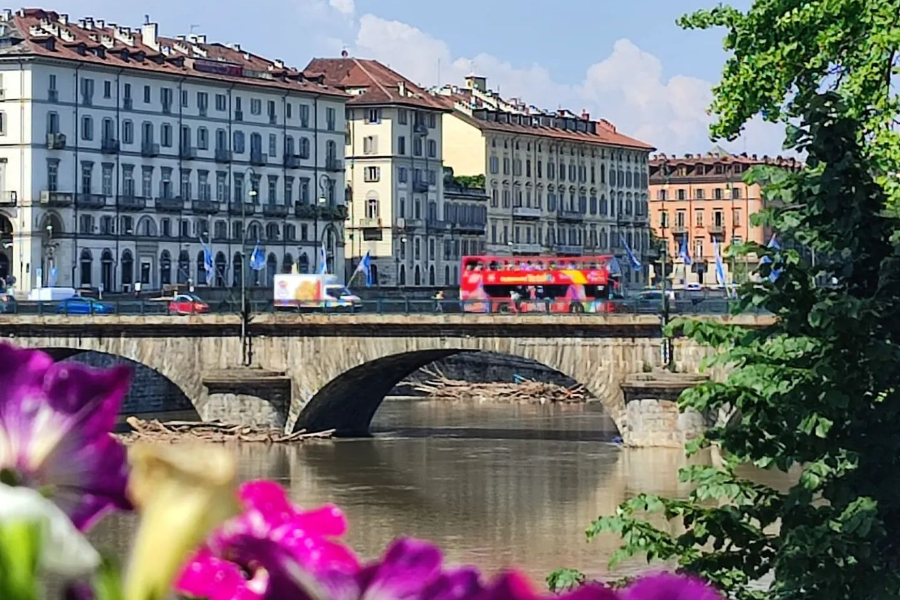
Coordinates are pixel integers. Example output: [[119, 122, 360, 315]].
[[679, 0, 900, 204], [552, 92, 900, 600]]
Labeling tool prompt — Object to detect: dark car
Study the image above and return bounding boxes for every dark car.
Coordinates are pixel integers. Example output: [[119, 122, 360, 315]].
[[55, 296, 115, 315], [0, 293, 16, 314]]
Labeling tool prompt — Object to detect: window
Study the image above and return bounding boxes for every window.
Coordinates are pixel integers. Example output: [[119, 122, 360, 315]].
[[142, 167, 153, 199], [161, 123, 172, 147], [363, 136, 378, 154], [364, 167, 380, 182], [657, 189, 667, 201], [299, 104, 310, 127], [101, 118, 114, 142], [0, 111, 6, 136], [284, 176, 293, 201], [143, 85, 151, 104], [215, 94, 226, 111], [160, 167, 173, 199], [161, 218, 171, 237], [398, 109, 408, 125], [267, 100, 276, 122], [489, 156, 499, 174], [267, 175, 278, 203], [675, 210, 686, 227], [81, 115, 93, 141], [123, 120, 134, 144], [694, 238, 704, 260], [122, 164, 135, 197], [398, 167, 408, 183], [197, 92, 208, 114], [427, 140, 437, 158], [268, 134, 277, 157], [395, 136, 406, 155], [428, 113, 436, 128], [733, 208, 742, 227], [714, 187, 724, 200], [161, 88, 173, 113], [181, 169, 191, 199], [79, 215, 94, 235], [102, 164, 113, 196], [181, 89, 188, 108], [298, 137, 310, 159], [677, 188, 686, 200], [216, 129, 227, 152], [250, 98, 262, 115], [46, 159, 59, 192], [695, 189, 705, 200], [80, 78, 94, 105], [286, 103, 292, 120], [233, 131, 245, 154], [660, 210, 669, 228], [197, 127, 209, 150], [695, 209, 704, 227], [298, 178, 310, 204], [81, 161, 93, 194], [732, 187, 742, 199], [49, 74, 57, 93], [216, 172, 227, 202], [326, 107, 336, 130], [366, 109, 380, 124], [47, 111, 59, 134], [103, 80, 111, 99], [234, 97, 242, 119]]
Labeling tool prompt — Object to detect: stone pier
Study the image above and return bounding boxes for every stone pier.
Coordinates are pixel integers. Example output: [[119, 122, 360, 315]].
[[202, 368, 292, 429], [621, 371, 710, 448]]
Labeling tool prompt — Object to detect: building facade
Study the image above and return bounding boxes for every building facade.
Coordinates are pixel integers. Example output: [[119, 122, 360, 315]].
[[306, 57, 450, 287], [0, 8, 348, 295], [435, 76, 654, 286], [648, 150, 800, 286], [441, 167, 487, 286]]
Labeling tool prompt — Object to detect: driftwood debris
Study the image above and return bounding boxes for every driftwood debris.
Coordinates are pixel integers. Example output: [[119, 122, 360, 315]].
[[413, 368, 587, 404], [119, 417, 335, 444]]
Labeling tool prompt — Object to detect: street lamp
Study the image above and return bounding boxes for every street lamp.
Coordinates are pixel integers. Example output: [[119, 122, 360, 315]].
[[240, 167, 257, 366], [315, 175, 330, 273], [44, 224, 54, 287]]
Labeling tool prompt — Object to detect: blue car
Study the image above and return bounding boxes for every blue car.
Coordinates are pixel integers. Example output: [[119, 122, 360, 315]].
[[55, 296, 115, 315]]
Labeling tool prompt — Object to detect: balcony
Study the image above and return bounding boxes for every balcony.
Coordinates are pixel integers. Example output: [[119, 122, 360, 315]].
[[229, 201, 258, 216], [671, 224, 688, 235], [452, 221, 487, 235], [558, 210, 584, 222], [412, 180, 429, 193], [263, 203, 291, 218], [325, 158, 343, 172], [141, 143, 160, 157], [100, 138, 119, 154], [395, 217, 424, 231], [155, 197, 185, 213], [76, 194, 106, 209], [512, 243, 542, 255], [283, 154, 301, 169], [215, 148, 232, 163], [0, 191, 17, 206], [46, 133, 67, 150], [556, 244, 584, 255], [426, 219, 449, 232], [249, 150, 268, 166], [192, 199, 220, 215], [118, 195, 147, 211], [40, 191, 74, 207], [413, 123, 428, 136], [708, 223, 726, 235], [513, 206, 542, 219], [179, 145, 197, 160], [360, 217, 382, 229]]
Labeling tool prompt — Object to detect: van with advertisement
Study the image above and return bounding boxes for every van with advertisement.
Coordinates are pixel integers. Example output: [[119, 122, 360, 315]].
[[273, 274, 361, 312]]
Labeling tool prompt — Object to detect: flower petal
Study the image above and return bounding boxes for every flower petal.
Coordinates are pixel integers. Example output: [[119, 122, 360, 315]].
[[473, 572, 537, 600], [362, 539, 444, 600], [178, 549, 264, 600], [422, 568, 484, 600], [623, 573, 723, 600]]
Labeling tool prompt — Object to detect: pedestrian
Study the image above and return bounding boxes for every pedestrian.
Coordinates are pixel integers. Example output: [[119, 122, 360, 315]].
[[433, 290, 444, 313], [134, 280, 142, 298], [188, 278, 195, 293]]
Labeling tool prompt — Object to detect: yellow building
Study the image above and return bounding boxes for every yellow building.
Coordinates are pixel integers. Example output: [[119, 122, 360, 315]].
[[306, 57, 449, 287], [435, 76, 655, 285]]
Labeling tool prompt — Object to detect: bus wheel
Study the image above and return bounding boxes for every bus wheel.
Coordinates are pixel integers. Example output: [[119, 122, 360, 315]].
[[569, 302, 584, 314]]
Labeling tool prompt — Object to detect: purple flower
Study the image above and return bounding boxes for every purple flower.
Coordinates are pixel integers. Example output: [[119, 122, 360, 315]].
[[0, 343, 132, 530], [622, 573, 724, 600]]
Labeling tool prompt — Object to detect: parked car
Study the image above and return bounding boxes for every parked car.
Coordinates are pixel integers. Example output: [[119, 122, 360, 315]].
[[169, 293, 210, 315], [55, 296, 115, 315], [0, 293, 16, 314]]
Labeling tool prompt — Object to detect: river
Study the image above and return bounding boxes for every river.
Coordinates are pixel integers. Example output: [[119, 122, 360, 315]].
[[92, 399, 786, 585]]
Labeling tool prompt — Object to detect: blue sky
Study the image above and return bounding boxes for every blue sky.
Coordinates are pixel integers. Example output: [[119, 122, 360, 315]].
[[46, 0, 784, 154]]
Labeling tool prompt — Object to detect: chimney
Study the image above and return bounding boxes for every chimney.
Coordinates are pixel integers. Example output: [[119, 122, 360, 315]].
[[83, 17, 94, 29], [96, 19, 104, 28], [142, 21, 159, 50], [465, 75, 487, 93], [398, 80, 407, 97], [581, 110, 590, 121], [274, 58, 284, 69], [0, 9, 11, 21]]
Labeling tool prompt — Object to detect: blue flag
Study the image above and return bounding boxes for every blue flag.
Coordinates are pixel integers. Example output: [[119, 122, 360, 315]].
[[318, 243, 328, 274], [713, 238, 729, 291], [199, 236, 214, 283], [620, 234, 641, 270], [679, 235, 692, 266], [249, 240, 266, 271], [353, 251, 373, 287], [760, 234, 782, 281]]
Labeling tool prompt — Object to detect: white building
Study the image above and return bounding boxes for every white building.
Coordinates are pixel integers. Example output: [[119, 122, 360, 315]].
[[0, 8, 348, 295], [305, 57, 449, 287]]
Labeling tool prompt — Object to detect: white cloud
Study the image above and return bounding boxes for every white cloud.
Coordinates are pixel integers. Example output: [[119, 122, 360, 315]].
[[344, 13, 784, 155], [329, 0, 355, 17]]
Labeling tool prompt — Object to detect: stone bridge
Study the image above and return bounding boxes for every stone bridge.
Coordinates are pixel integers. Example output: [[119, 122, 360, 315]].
[[0, 314, 772, 444]]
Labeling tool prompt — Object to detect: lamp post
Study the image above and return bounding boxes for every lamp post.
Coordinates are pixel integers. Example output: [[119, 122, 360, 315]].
[[241, 167, 257, 367], [315, 175, 330, 273], [44, 224, 53, 287]]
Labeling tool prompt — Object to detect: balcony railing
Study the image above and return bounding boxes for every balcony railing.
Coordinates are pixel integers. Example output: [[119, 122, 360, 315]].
[[76, 194, 106, 209], [283, 154, 301, 169], [412, 180, 429, 193], [360, 217, 382, 229], [512, 206, 542, 219], [294, 204, 349, 220], [0, 191, 17, 206], [141, 143, 160, 157], [263, 203, 291, 218], [46, 133, 67, 150], [426, 219, 449, 232], [192, 199, 220, 215], [179, 145, 197, 160], [39, 191, 74, 207], [249, 151, 268, 166], [325, 158, 343, 172], [558, 210, 584, 222], [395, 217, 424, 231], [155, 197, 185, 213], [118, 195, 147, 211], [512, 243, 542, 254], [556, 244, 584, 255], [413, 123, 428, 136], [229, 202, 259, 216], [100, 138, 119, 154], [671, 224, 688, 235], [452, 221, 487, 234], [215, 148, 232, 163], [708, 223, 726, 235]]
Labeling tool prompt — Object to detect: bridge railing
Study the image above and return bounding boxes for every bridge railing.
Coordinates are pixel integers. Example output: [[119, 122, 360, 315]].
[[0, 297, 769, 317]]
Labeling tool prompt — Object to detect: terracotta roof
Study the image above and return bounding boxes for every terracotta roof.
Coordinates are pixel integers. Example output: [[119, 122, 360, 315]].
[[305, 57, 447, 110], [0, 9, 348, 99], [650, 152, 801, 169]]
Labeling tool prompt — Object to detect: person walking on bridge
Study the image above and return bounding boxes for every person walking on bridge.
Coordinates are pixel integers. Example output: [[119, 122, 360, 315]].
[[433, 290, 445, 313]]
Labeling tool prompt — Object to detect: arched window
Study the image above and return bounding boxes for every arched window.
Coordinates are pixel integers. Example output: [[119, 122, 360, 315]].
[[214, 220, 228, 240], [233, 131, 245, 154], [79, 249, 93, 287], [214, 252, 227, 287], [325, 140, 337, 161], [177, 250, 190, 284], [142, 122, 154, 145], [414, 265, 421, 286], [121, 250, 134, 287], [266, 253, 277, 286], [196, 251, 207, 285], [266, 222, 280, 241], [197, 127, 209, 150], [284, 135, 295, 156], [232, 252, 243, 287], [444, 265, 450, 285], [297, 253, 309, 274], [370, 264, 378, 286], [216, 129, 227, 152], [428, 265, 435, 286], [298, 137, 310, 159], [101, 249, 113, 292], [160, 250, 172, 286], [366, 194, 379, 219], [398, 264, 406, 286]]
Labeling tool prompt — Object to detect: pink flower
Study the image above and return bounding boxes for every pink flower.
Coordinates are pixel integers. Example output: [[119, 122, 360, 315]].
[[0, 343, 132, 530], [177, 480, 359, 600], [622, 573, 724, 600]]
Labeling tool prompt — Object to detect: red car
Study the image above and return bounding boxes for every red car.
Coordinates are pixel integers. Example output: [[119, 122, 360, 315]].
[[169, 293, 209, 315]]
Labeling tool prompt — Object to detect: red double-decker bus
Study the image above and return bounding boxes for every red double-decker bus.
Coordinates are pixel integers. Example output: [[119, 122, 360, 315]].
[[459, 255, 622, 314]]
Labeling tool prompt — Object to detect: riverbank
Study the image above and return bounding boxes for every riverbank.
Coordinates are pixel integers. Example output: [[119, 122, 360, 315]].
[[117, 417, 334, 444]]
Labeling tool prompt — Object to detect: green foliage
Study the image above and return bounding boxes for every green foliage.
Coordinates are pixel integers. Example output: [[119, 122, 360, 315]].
[[0, 522, 41, 600], [569, 92, 900, 600], [453, 174, 486, 189], [547, 568, 587, 593]]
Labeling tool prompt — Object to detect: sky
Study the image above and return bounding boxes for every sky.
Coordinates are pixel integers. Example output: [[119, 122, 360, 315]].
[[43, 0, 787, 156]]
